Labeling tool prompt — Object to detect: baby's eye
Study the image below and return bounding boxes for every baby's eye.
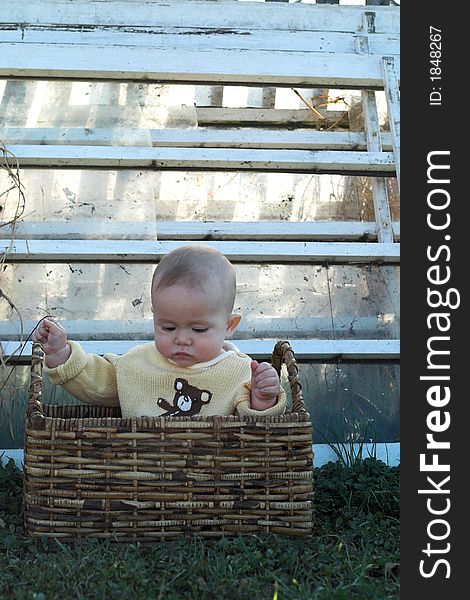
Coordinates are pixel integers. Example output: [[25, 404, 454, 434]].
[[162, 326, 176, 332], [193, 328, 208, 333]]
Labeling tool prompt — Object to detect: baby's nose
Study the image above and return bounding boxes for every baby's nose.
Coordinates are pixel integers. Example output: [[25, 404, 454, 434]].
[[175, 331, 192, 345]]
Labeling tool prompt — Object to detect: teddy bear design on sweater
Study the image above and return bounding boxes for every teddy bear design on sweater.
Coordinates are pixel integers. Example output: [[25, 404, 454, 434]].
[[157, 378, 213, 416]]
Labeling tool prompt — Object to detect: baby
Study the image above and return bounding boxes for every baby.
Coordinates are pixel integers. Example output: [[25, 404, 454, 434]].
[[32, 245, 286, 418]]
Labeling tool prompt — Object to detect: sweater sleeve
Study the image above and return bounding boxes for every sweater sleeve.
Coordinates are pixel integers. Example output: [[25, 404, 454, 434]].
[[45, 340, 120, 407], [231, 382, 287, 417]]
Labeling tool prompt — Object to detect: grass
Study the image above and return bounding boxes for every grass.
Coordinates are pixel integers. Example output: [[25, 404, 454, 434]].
[[0, 457, 399, 599]]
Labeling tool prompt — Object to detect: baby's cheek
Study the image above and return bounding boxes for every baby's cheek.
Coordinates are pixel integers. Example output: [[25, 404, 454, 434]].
[[155, 333, 170, 355]]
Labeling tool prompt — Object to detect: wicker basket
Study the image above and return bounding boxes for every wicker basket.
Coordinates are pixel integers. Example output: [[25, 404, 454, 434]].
[[24, 340, 314, 540]]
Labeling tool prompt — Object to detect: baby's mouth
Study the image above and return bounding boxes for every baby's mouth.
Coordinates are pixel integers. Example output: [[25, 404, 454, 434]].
[[173, 352, 194, 363]]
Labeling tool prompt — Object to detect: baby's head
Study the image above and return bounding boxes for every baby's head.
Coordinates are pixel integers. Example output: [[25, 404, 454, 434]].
[[151, 245, 241, 366]]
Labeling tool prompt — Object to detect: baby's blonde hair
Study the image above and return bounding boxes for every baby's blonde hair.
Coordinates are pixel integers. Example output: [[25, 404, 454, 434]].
[[151, 245, 237, 315]]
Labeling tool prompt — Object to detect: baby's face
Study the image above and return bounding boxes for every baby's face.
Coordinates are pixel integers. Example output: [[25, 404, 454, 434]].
[[152, 283, 240, 367]]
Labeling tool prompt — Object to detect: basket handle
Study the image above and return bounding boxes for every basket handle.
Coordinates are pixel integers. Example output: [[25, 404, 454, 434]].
[[271, 340, 306, 414], [27, 342, 45, 420]]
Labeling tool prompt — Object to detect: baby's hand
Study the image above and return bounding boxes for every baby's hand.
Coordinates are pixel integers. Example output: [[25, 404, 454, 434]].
[[250, 360, 280, 411], [32, 318, 71, 367]]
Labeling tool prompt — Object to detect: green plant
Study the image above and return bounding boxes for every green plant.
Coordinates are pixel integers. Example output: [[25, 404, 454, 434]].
[[314, 458, 400, 520], [316, 423, 381, 468], [0, 455, 24, 551]]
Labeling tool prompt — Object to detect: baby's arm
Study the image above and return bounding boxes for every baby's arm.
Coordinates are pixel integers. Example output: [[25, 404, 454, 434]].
[[32, 317, 119, 406], [32, 318, 71, 368], [250, 360, 281, 411]]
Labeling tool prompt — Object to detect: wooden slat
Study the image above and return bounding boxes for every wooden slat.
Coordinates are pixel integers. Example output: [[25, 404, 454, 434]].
[[1, 239, 400, 263], [195, 108, 348, 127], [195, 85, 224, 109], [356, 29, 394, 244], [382, 56, 400, 189], [0, 27, 400, 57], [0, 107, 349, 130], [0, 316, 400, 342], [0, 2, 400, 34], [0, 220, 401, 241], [363, 94, 393, 243], [0, 43, 398, 89], [0, 127, 394, 151], [1, 339, 400, 364], [3, 145, 396, 176]]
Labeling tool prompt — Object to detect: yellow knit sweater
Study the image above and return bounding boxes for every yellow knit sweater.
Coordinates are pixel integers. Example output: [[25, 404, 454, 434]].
[[45, 340, 287, 418]]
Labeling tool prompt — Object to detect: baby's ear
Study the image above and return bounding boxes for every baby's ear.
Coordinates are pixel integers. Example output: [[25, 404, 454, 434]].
[[226, 313, 241, 337]]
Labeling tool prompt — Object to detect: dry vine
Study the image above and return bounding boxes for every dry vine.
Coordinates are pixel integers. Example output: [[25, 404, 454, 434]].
[[1, 142, 27, 437], [291, 88, 350, 130]]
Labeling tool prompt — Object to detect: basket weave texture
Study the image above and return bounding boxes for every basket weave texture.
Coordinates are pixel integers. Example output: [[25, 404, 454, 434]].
[[24, 340, 314, 540]]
